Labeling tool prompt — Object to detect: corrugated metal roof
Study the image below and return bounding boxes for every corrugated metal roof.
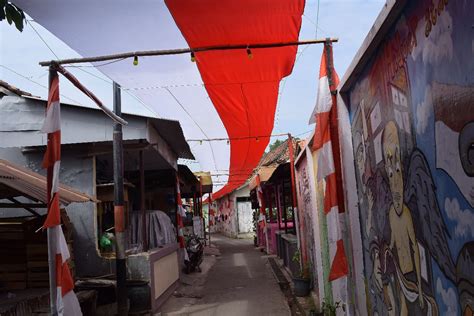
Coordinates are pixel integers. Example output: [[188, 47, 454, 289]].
[[0, 80, 35, 97], [194, 171, 213, 194], [0, 159, 95, 205], [150, 118, 195, 160], [247, 139, 300, 191], [0, 84, 194, 160], [248, 166, 277, 190]]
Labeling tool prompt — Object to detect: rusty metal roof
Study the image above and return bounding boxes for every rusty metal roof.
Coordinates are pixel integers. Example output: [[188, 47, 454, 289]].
[[0, 159, 95, 205], [150, 118, 195, 160], [248, 166, 277, 191], [194, 171, 213, 194]]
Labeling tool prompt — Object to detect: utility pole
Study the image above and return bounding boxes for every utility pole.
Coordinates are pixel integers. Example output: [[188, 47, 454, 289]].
[[113, 82, 127, 315], [288, 133, 302, 268]]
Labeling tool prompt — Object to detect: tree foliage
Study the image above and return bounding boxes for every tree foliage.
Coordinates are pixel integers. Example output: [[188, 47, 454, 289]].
[[0, 1, 25, 32], [268, 139, 283, 152]]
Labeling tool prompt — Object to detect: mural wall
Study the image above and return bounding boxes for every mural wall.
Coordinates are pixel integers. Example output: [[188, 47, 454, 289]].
[[214, 187, 251, 238], [295, 151, 319, 291], [348, 0, 474, 315], [215, 195, 237, 237]]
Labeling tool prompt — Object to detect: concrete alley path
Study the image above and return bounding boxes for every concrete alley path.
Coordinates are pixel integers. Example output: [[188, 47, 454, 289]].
[[159, 234, 290, 316]]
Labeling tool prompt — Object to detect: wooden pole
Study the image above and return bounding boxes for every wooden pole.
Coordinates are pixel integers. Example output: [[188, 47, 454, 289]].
[[46, 66, 59, 316], [174, 173, 179, 241], [39, 38, 339, 67], [52, 63, 127, 125], [288, 133, 302, 268], [113, 82, 128, 316], [139, 150, 148, 251], [208, 193, 212, 246]]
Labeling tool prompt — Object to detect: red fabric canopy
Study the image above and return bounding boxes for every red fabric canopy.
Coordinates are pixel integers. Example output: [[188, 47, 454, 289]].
[[166, 0, 304, 198]]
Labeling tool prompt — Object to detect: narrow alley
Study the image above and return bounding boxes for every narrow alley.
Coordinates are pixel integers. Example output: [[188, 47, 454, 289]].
[[160, 234, 290, 316], [2, 1, 473, 315]]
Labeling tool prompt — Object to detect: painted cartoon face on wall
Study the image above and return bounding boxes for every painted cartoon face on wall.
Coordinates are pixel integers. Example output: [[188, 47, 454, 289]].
[[382, 121, 403, 215]]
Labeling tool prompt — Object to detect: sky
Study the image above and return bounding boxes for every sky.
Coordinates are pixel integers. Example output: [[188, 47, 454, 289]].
[[0, 0, 385, 189]]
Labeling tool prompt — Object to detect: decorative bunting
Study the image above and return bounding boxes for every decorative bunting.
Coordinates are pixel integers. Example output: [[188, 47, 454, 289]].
[[42, 70, 82, 315], [312, 43, 348, 282], [176, 176, 189, 261]]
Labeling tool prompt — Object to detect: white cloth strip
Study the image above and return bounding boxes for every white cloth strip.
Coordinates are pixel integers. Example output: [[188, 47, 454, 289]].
[[62, 290, 83, 316], [315, 76, 332, 114], [317, 141, 335, 181], [51, 160, 61, 197], [41, 101, 61, 134]]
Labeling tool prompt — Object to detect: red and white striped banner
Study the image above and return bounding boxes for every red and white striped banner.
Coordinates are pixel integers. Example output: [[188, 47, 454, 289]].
[[312, 43, 348, 282], [256, 175, 266, 228], [176, 176, 189, 260], [41, 71, 82, 315]]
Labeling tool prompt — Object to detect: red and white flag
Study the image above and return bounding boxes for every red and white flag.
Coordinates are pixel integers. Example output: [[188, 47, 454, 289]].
[[176, 176, 189, 260], [41, 72, 82, 315], [312, 44, 348, 282], [256, 175, 266, 228]]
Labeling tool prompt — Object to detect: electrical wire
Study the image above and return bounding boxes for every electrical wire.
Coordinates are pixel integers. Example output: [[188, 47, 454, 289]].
[[29, 22, 59, 59], [164, 87, 218, 172], [0, 64, 82, 105], [274, 2, 322, 132], [29, 20, 161, 119]]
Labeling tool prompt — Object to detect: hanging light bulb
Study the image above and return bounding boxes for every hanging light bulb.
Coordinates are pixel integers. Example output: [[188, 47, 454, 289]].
[[256, 137, 259, 142], [199, 140, 203, 145], [191, 51, 196, 62], [246, 47, 253, 60], [227, 140, 230, 145], [133, 55, 139, 66]]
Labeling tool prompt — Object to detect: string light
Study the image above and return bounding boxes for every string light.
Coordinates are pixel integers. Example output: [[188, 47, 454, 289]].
[[246, 47, 253, 59], [227, 140, 230, 145], [133, 55, 139, 66], [255, 137, 259, 142], [191, 51, 196, 62], [199, 140, 203, 145]]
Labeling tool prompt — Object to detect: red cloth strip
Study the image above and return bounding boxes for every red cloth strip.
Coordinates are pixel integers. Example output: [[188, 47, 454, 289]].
[[166, 0, 304, 198]]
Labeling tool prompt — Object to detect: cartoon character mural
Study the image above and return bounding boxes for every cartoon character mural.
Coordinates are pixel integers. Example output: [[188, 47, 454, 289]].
[[348, 0, 474, 314]]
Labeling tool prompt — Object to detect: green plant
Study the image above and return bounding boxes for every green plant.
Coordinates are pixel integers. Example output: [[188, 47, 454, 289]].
[[322, 300, 346, 316], [292, 249, 301, 263], [299, 262, 311, 279], [0, 1, 25, 32], [292, 250, 312, 279]]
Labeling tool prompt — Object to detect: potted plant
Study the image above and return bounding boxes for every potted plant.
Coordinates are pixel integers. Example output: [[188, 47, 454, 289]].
[[292, 250, 311, 297]]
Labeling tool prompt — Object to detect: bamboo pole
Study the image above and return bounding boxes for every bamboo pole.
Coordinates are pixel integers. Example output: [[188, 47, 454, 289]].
[[52, 63, 127, 125], [39, 38, 338, 67]]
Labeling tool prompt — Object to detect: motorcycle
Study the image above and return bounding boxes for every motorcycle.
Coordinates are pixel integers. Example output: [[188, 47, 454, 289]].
[[184, 235, 204, 274]]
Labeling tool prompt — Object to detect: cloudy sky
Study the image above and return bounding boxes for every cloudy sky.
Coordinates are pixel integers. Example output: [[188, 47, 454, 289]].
[[1, 0, 385, 188]]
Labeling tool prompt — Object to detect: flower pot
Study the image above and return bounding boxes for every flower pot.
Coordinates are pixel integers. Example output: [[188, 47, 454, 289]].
[[293, 277, 311, 297]]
